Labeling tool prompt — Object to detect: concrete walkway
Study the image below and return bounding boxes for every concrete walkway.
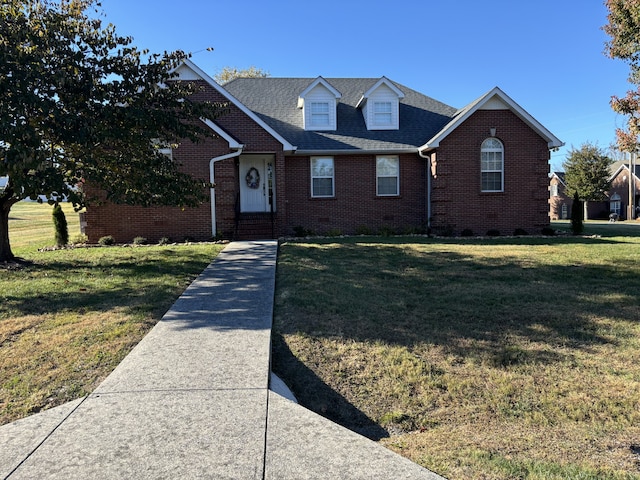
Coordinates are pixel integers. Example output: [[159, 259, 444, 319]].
[[1, 241, 444, 479]]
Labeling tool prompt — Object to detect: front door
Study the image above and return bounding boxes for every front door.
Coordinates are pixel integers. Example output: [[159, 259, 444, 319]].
[[239, 156, 275, 213]]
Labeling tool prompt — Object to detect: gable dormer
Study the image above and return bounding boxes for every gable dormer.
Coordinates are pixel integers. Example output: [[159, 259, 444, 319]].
[[297, 77, 341, 131], [356, 77, 405, 130]]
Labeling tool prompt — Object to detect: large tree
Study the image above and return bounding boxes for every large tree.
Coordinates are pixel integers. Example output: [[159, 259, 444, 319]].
[[604, 0, 640, 151], [563, 143, 612, 219], [213, 66, 269, 84], [0, 0, 226, 262]]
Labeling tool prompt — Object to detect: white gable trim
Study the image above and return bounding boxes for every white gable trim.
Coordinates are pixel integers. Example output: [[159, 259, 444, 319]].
[[297, 77, 342, 108], [550, 172, 566, 187], [609, 162, 640, 182], [356, 77, 405, 131], [420, 87, 564, 151], [356, 77, 405, 109], [174, 59, 297, 152], [201, 118, 244, 149], [297, 77, 341, 131]]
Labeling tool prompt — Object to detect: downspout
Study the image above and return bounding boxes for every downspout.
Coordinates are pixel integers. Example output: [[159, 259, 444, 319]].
[[209, 147, 244, 238], [418, 149, 432, 230]]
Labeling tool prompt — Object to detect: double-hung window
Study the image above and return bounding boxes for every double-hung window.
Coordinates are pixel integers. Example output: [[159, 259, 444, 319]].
[[481, 138, 504, 192], [373, 101, 393, 127], [376, 156, 399, 196], [311, 157, 334, 197], [310, 102, 330, 128]]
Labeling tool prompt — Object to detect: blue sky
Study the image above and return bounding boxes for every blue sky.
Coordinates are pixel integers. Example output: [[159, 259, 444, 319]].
[[102, 0, 631, 171]]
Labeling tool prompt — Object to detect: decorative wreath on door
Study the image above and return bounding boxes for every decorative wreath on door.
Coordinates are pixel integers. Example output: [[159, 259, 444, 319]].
[[245, 167, 260, 189]]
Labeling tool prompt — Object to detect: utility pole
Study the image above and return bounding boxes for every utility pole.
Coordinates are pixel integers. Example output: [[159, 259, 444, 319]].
[[634, 152, 637, 219], [629, 152, 636, 220]]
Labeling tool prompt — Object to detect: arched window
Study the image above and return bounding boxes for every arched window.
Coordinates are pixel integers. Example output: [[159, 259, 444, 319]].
[[481, 138, 504, 192], [610, 193, 621, 216]]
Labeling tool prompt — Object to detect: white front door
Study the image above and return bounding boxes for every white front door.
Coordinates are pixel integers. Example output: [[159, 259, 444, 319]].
[[239, 156, 275, 212]]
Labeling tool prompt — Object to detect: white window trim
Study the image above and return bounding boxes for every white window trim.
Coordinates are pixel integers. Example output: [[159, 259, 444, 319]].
[[299, 78, 341, 131], [376, 156, 399, 196], [310, 101, 330, 128], [310, 157, 335, 198], [373, 101, 393, 127], [481, 138, 504, 192]]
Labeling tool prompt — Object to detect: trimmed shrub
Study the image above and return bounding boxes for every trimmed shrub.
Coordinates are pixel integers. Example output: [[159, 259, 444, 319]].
[[52, 204, 69, 247], [541, 227, 555, 236], [486, 229, 501, 237], [293, 226, 314, 237], [460, 229, 474, 237], [378, 226, 396, 237], [571, 193, 584, 235], [72, 233, 88, 244], [356, 225, 373, 236], [98, 235, 115, 246], [513, 228, 529, 236], [133, 236, 147, 245], [158, 236, 171, 245]]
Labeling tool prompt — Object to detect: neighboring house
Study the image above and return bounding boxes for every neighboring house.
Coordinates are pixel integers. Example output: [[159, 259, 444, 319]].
[[589, 160, 640, 220], [84, 59, 563, 242], [552, 161, 640, 221], [549, 172, 572, 220]]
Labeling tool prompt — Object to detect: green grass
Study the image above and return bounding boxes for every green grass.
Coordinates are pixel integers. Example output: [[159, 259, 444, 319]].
[[1, 202, 224, 424], [8, 200, 83, 254], [552, 219, 640, 237], [272, 235, 640, 480]]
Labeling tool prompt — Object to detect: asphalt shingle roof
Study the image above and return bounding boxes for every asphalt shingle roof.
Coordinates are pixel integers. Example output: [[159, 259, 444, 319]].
[[223, 78, 457, 152]]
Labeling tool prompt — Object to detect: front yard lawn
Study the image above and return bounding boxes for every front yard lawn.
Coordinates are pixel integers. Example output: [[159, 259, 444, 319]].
[[272, 235, 640, 480]]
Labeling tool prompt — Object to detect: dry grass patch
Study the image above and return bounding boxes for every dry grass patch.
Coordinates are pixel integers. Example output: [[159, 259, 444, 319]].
[[273, 237, 640, 479], [1, 219, 224, 424]]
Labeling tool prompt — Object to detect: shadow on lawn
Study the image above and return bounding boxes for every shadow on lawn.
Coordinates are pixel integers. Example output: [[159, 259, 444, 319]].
[[274, 237, 640, 373], [0, 250, 215, 319], [271, 237, 640, 438], [271, 333, 390, 441]]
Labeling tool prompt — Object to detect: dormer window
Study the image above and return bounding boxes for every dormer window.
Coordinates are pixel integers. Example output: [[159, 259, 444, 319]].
[[357, 77, 404, 130], [310, 102, 330, 127], [373, 101, 393, 127], [298, 77, 341, 131]]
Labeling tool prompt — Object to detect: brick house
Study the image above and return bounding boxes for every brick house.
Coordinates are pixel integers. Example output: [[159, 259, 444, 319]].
[[549, 172, 572, 220], [583, 160, 640, 220], [83, 59, 563, 242], [551, 161, 640, 221]]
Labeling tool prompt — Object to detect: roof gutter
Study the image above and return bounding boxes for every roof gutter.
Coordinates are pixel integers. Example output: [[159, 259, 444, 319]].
[[210, 147, 244, 238], [293, 148, 418, 156]]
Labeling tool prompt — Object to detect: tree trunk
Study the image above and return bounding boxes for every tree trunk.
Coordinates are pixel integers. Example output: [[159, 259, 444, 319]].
[[0, 193, 19, 262], [583, 200, 589, 221]]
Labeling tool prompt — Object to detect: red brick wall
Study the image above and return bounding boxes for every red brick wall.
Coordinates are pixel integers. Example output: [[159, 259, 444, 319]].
[[549, 176, 571, 220], [602, 169, 640, 220], [84, 80, 288, 243], [283, 153, 428, 236], [85, 81, 554, 241], [431, 110, 550, 235]]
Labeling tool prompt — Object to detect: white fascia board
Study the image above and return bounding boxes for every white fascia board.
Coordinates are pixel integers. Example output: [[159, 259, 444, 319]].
[[298, 77, 342, 100], [550, 172, 567, 187], [176, 59, 297, 152], [420, 87, 564, 152], [293, 148, 418, 156], [363, 77, 405, 99], [201, 118, 244, 149], [357, 77, 405, 109], [609, 163, 628, 181]]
